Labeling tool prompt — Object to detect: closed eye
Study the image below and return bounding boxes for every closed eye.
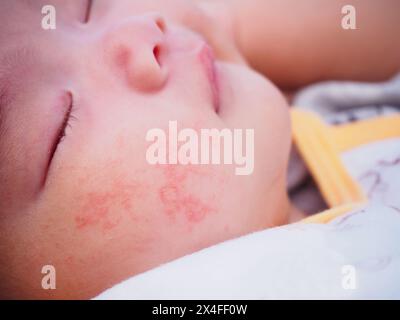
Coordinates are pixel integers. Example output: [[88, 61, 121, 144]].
[[57, 92, 76, 146], [47, 91, 77, 172]]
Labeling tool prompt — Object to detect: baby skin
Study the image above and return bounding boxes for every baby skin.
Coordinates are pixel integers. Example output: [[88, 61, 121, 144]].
[[0, 0, 399, 299]]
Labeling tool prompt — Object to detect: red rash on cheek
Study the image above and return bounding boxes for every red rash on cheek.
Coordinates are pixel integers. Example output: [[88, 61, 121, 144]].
[[158, 165, 216, 224], [74, 179, 139, 232]]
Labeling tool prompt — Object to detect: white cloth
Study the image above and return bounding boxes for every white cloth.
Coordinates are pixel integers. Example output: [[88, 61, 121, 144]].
[[95, 203, 400, 299]]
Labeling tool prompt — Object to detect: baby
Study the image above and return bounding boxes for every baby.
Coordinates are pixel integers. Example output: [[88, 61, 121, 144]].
[[0, 0, 399, 299]]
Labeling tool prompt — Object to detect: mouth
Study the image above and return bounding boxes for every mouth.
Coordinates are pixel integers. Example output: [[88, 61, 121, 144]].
[[198, 43, 220, 114]]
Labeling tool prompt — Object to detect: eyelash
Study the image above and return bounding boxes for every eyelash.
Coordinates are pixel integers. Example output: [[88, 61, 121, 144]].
[[44, 93, 77, 184], [46, 92, 77, 175], [58, 94, 77, 144]]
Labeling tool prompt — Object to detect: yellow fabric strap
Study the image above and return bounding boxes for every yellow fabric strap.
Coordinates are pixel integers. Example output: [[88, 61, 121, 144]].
[[301, 202, 365, 224], [291, 110, 367, 208], [292, 110, 400, 224], [330, 115, 400, 152]]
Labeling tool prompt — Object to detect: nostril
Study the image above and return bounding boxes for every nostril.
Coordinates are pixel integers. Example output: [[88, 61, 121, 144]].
[[153, 44, 162, 66], [155, 17, 166, 33]]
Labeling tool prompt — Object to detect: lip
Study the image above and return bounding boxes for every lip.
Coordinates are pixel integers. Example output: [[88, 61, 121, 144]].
[[197, 43, 220, 114]]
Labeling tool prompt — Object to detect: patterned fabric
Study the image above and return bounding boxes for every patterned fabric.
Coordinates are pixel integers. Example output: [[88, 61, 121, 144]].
[[293, 73, 400, 124], [289, 72, 400, 214], [342, 138, 400, 209]]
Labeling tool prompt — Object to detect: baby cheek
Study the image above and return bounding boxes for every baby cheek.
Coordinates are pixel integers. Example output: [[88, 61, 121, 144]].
[[73, 177, 143, 233], [70, 136, 148, 233], [70, 163, 225, 235], [157, 164, 224, 226], [159, 186, 214, 223]]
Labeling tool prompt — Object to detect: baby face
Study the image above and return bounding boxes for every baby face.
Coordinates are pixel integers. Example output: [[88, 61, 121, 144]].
[[0, 0, 291, 298]]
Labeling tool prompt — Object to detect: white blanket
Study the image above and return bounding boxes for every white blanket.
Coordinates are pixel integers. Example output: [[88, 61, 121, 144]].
[[95, 202, 400, 299]]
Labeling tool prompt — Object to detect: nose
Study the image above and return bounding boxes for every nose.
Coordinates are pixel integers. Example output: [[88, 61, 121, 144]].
[[102, 14, 168, 92]]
